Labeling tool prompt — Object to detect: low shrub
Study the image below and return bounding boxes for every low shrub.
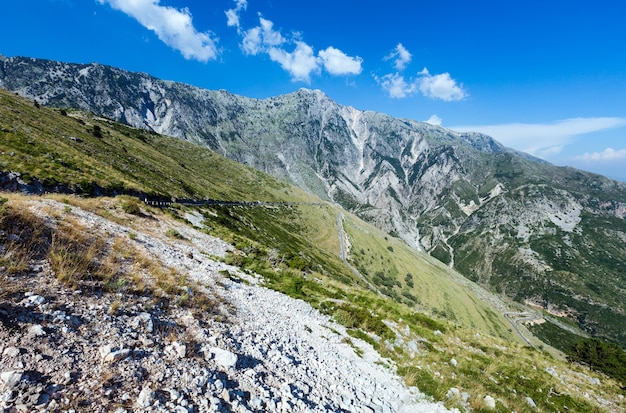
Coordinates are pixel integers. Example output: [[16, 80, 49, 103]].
[[121, 200, 141, 215]]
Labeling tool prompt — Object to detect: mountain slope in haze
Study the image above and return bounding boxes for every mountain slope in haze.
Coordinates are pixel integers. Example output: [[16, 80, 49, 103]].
[[2, 54, 626, 348], [2, 86, 624, 413]]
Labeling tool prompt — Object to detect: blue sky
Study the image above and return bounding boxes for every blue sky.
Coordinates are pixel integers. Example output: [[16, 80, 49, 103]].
[[1, 0, 625, 181]]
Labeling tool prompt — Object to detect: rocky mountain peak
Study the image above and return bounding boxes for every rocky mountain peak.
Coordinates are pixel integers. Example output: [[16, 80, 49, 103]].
[[456, 131, 505, 153]]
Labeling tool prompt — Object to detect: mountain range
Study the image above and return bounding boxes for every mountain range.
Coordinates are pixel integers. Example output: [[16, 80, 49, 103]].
[[1, 54, 625, 348]]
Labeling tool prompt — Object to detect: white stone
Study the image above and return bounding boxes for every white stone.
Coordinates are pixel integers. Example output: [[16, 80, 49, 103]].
[[104, 348, 131, 363], [0, 370, 23, 391], [249, 396, 264, 410], [1, 390, 14, 402], [136, 386, 155, 408], [545, 367, 559, 378], [210, 347, 238, 369], [130, 312, 154, 333], [450, 358, 458, 367], [29, 295, 45, 305], [2, 347, 20, 358], [28, 324, 46, 336], [213, 379, 224, 393], [171, 341, 187, 358], [168, 389, 180, 401], [483, 395, 496, 410], [99, 344, 112, 358], [446, 387, 461, 399], [525, 397, 537, 409]]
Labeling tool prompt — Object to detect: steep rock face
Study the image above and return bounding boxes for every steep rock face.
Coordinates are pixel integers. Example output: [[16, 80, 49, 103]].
[[2, 55, 626, 345]]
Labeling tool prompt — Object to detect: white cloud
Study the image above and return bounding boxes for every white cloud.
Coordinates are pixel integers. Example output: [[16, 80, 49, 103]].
[[259, 17, 285, 47], [376, 73, 417, 99], [241, 26, 262, 55], [417, 68, 467, 101], [318, 46, 363, 75], [425, 114, 442, 126], [577, 148, 626, 161], [378, 45, 466, 101], [236, 15, 361, 82], [269, 42, 319, 83], [225, 0, 247, 31], [451, 117, 626, 158], [376, 68, 467, 101], [97, 0, 218, 62], [385, 43, 412, 71], [241, 16, 285, 55]]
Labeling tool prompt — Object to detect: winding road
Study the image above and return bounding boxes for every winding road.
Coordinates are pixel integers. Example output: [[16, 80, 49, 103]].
[[336, 213, 381, 295], [503, 312, 539, 347]]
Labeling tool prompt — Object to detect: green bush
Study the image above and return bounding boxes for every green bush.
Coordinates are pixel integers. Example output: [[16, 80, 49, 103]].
[[121, 200, 141, 215], [92, 124, 103, 138], [165, 228, 186, 240]]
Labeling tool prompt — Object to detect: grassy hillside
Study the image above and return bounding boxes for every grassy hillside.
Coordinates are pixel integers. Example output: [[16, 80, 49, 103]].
[[343, 215, 512, 337], [1, 89, 624, 411], [0, 88, 306, 201]]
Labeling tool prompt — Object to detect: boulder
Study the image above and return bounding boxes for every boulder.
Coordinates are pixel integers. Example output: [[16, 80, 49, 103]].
[[0, 370, 23, 391], [209, 347, 238, 369], [483, 395, 496, 410], [136, 386, 155, 408], [446, 387, 461, 400]]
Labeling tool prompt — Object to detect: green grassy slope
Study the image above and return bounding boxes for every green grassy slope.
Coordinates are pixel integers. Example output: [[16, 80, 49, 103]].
[[343, 215, 512, 338], [0, 88, 307, 201]]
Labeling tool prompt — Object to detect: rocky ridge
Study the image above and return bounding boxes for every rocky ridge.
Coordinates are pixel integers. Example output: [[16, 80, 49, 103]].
[[0, 55, 519, 249], [0, 197, 450, 413]]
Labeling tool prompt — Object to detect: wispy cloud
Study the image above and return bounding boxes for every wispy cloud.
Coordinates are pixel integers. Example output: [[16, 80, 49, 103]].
[[97, 0, 218, 62], [577, 148, 626, 161], [225, 0, 247, 32], [384, 43, 411, 71], [377, 44, 466, 101], [451, 117, 626, 158], [376, 73, 417, 98], [232, 11, 362, 82]]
